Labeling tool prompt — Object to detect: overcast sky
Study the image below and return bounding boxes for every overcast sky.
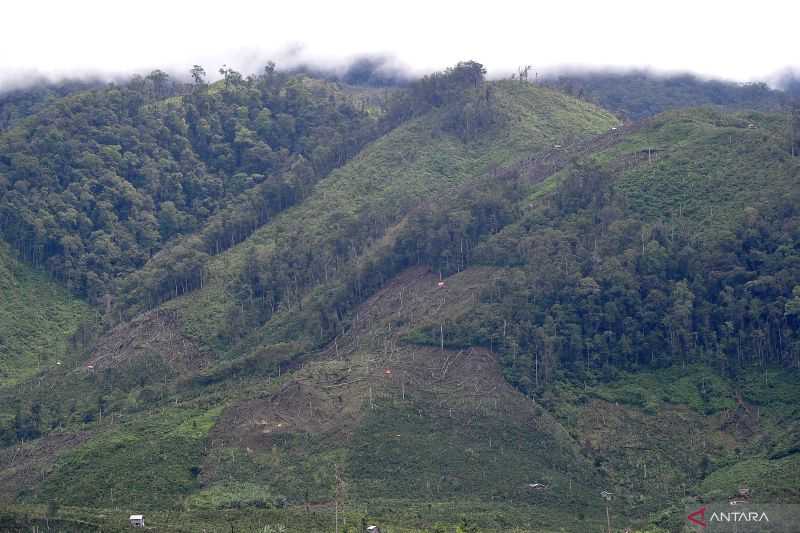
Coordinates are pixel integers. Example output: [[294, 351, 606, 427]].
[[2, 0, 798, 88]]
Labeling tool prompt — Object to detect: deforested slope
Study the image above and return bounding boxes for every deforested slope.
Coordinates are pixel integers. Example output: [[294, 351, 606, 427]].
[[153, 80, 618, 363]]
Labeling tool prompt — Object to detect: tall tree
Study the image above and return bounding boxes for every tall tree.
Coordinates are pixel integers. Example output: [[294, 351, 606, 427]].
[[190, 64, 206, 86]]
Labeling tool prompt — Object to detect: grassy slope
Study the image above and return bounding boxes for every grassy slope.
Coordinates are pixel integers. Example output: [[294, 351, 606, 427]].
[[0, 242, 91, 389], [194, 266, 609, 532], [168, 81, 617, 356], [34, 407, 222, 508], [592, 108, 798, 238]]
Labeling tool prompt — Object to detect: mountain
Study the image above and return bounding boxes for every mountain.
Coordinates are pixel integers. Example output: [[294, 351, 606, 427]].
[[0, 78, 104, 132], [144, 78, 616, 360], [0, 242, 90, 390], [0, 63, 798, 532], [543, 70, 786, 120], [0, 68, 382, 301]]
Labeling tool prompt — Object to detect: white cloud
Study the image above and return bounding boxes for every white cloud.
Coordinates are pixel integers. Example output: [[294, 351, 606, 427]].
[[1, 0, 798, 87]]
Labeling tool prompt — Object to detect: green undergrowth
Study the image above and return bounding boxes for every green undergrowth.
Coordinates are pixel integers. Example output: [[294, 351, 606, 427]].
[[699, 454, 800, 502], [0, 243, 91, 389], [588, 365, 737, 414], [203, 434, 348, 508], [348, 402, 595, 506], [594, 109, 798, 239], [32, 406, 222, 509]]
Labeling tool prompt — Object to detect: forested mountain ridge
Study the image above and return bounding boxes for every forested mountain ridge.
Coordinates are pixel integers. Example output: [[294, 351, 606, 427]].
[[0, 67, 383, 301], [137, 78, 616, 362], [404, 107, 800, 387], [0, 63, 799, 532], [0, 78, 104, 132]]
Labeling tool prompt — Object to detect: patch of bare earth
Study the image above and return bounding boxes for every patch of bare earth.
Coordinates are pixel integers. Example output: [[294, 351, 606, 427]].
[[208, 359, 368, 452], [85, 309, 211, 374], [329, 265, 500, 346], [0, 431, 90, 502], [316, 266, 554, 424], [573, 398, 753, 497], [209, 266, 576, 458]]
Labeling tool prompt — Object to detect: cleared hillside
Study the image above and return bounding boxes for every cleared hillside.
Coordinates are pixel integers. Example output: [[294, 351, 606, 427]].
[[0, 75, 624, 532], [155, 80, 618, 362], [0, 243, 90, 390], [1, 69, 799, 533], [196, 266, 608, 530]]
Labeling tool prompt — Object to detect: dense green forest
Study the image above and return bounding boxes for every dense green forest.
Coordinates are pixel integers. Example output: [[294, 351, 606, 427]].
[[400, 113, 800, 391], [0, 66, 381, 301], [1, 62, 799, 532], [0, 78, 103, 131], [113, 61, 518, 319]]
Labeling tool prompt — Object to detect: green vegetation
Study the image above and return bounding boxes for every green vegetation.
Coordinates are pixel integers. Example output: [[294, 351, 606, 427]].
[[0, 67, 381, 302], [403, 109, 800, 397], [348, 403, 594, 505], [35, 407, 221, 508], [545, 70, 784, 119], [1, 63, 799, 531], [588, 365, 736, 414], [0, 242, 91, 389], [700, 455, 800, 502], [0, 78, 101, 131], [167, 74, 617, 361], [600, 109, 796, 237]]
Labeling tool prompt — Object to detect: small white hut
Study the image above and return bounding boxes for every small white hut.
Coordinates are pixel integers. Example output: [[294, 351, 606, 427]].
[[129, 514, 145, 528]]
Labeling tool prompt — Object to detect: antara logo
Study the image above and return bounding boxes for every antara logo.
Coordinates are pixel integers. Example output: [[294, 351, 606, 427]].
[[687, 506, 769, 528], [687, 506, 706, 527]]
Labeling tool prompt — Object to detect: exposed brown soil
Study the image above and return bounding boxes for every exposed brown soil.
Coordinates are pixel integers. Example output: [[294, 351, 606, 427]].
[[208, 361, 367, 452], [0, 431, 90, 502], [86, 309, 211, 374], [207, 265, 573, 460], [320, 265, 502, 357], [573, 398, 752, 496]]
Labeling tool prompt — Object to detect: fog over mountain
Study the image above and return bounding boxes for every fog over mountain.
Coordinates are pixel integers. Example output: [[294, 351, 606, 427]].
[[2, 0, 799, 90]]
